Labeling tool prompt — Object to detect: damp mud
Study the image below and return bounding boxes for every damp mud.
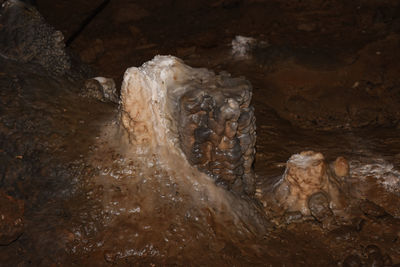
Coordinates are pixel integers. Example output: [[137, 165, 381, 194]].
[[1, 0, 400, 266]]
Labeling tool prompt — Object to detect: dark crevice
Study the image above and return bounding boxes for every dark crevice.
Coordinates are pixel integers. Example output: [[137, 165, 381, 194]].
[[66, 0, 111, 47]]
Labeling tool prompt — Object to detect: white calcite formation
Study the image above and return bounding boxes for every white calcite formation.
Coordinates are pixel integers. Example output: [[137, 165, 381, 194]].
[[273, 151, 349, 217], [120, 55, 256, 194], [231, 35, 268, 60], [231, 36, 257, 59]]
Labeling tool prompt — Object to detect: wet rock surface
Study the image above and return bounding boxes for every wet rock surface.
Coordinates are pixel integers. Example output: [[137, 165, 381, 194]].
[[177, 70, 256, 194], [272, 151, 349, 217], [308, 191, 333, 223], [120, 56, 256, 194], [0, 0, 400, 266]]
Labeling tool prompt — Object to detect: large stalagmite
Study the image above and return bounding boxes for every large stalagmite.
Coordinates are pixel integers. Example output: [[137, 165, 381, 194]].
[[120, 55, 256, 194]]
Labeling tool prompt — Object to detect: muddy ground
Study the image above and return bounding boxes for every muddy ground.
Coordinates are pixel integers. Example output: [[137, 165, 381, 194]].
[[1, 0, 400, 266]]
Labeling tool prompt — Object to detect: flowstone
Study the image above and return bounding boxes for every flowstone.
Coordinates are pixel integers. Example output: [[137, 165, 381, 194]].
[[120, 55, 256, 194]]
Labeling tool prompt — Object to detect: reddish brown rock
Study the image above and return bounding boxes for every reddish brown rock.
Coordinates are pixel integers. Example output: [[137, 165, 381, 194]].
[[0, 191, 24, 245], [273, 151, 349, 216]]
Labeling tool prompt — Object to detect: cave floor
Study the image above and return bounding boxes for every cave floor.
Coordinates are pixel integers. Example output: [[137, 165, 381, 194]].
[[0, 0, 400, 266]]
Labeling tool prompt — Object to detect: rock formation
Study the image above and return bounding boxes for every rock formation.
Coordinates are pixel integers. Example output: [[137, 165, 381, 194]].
[[120, 55, 256, 194], [0, 0, 71, 76], [273, 151, 350, 218], [81, 77, 118, 103]]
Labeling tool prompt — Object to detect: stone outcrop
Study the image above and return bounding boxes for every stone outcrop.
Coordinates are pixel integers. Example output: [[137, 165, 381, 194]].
[[273, 151, 350, 217], [120, 55, 256, 194], [0, 0, 71, 76]]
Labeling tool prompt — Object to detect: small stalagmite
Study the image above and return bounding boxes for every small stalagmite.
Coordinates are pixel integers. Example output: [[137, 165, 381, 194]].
[[119, 55, 256, 194], [273, 151, 349, 216]]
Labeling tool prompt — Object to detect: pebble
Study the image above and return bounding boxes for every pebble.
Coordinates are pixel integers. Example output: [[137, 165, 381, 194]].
[[308, 191, 333, 222]]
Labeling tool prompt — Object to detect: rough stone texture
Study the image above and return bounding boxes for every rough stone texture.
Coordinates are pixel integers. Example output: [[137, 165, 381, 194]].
[[0, 0, 71, 76], [0, 190, 24, 245], [120, 55, 256, 194], [343, 255, 362, 267], [332, 156, 350, 177], [273, 151, 349, 216], [178, 73, 256, 194], [81, 77, 118, 103], [359, 200, 387, 218], [308, 191, 333, 222]]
